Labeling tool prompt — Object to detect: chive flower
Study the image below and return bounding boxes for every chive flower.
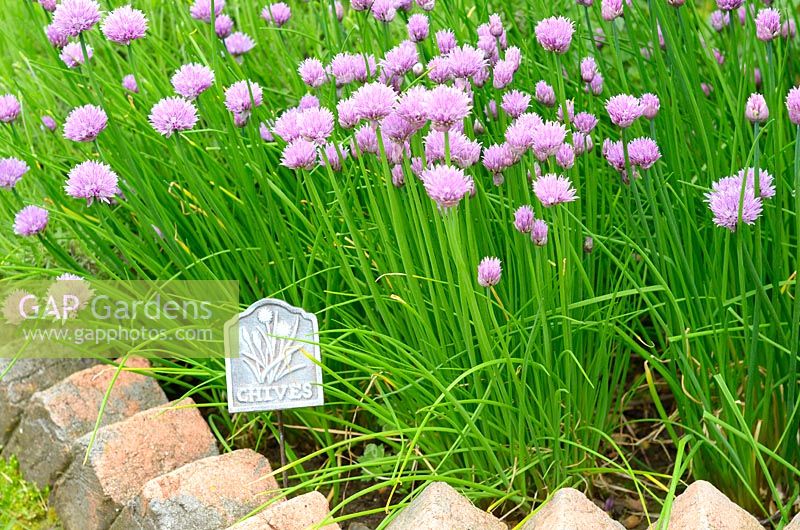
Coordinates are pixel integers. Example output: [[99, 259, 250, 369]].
[[53, 0, 101, 37], [262, 2, 291, 26], [0, 158, 29, 189], [0, 94, 21, 123], [172, 64, 215, 100], [63, 104, 107, 142], [422, 164, 474, 210], [65, 161, 120, 205], [477, 257, 502, 287], [533, 173, 578, 207], [745, 93, 768, 123], [101, 5, 148, 45], [149, 97, 199, 137], [14, 206, 49, 236], [535, 16, 575, 53]]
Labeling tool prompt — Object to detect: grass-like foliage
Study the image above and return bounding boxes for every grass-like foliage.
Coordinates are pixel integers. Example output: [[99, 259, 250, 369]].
[[0, 0, 798, 525]]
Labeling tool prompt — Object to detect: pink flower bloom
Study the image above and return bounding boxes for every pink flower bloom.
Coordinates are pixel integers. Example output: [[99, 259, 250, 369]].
[[436, 29, 457, 55], [298, 58, 327, 88], [706, 170, 772, 231], [627, 137, 661, 169], [531, 219, 548, 246], [215, 14, 234, 38], [65, 160, 120, 205], [42, 115, 57, 131], [601, 0, 623, 20], [716, 0, 742, 10], [0, 158, 28, 189], [786, 86, 800, 124], [299, 94, 320, 110], [408, 14, 429, 42], [492, 60, 515, 89], [602, 138, 625, 171], [556, 143, 575, 169], [298, 107, 335, 144], [149, 97, 198, 137], [514, 205, 535, 233], [172, 64, 214, 100], [422, 164, 474, 210], [371, 0, 396, 22], [580, 57, 598, 82], [710, 10, 730, 31], [281, 139, 318, 170], [381, 40, 419, 79], [416, 0, 435, 10], [53, 0, 101, 37], [506, 112, 544, 153], [381, 112, 421, 142], [122, 74, 139, 93], [573, 131, 593, 155], [395, 85, 429, 125], [745, 93, 768, 123], [391, 164, 405, 187], [782, 19, 796, 39], [63, 104, 107, 142], [336, 99, 359, 129], [351, 82, 397, 122], [102, 5, 148, 45], [351, 0, 374, 11], [483, 143, 514, 177], [424, 130, 481, 168], [424, 85, 471, 131], [328, 53, 376, 86], [557, 100, 575, 122], [60, 42, 93, 68], [14, 206, 49, 236], [639, 93, 660, 119], [501, 90, 530, 118], [532, 121, 567, 161], [755, 8, 781, 41], [447, 44, 487, 80], [273, 108, 302, 142], [477, 257, 502, 287], [606, 94, 642, 127], [535, 16, 575, 53], [260, 122, 274, 142], [262, 2, 291, 26], [535, 81, 556, 107], [573, 112, 598, 133], [533, 173, 578, 206], [589, 73, 604, 96], [713, 167, 775, 198], [225, 32, 255, 57], [39, 0, 57, 12], [321, 143, 349, 171], [190, 0, 225, 23], [45, 23, 69, 48], [224, 80, 263, 114], [0, 94, 21, 123]]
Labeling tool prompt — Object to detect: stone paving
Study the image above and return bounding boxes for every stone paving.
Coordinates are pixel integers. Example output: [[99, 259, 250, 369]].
[[0, 357, 794, 529]]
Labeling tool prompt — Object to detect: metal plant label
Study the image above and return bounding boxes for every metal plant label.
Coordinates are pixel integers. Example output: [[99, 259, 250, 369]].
[[225, 299, 324, 413]]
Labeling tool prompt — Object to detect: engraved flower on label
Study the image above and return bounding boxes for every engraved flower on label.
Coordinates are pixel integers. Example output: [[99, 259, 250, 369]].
[[240, 309, 308, 384]]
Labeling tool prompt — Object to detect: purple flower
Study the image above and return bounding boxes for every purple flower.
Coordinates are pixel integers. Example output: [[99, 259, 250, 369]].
[[424, 85, 472, 131], [492, 60, 515, 90], [557, 100, 575, 123], [514, 205, 535, 233], [321, 143, 349, 171], [0, 158, 28, 189], [260, 122, 274, 142], [745, 93, 768, 123], [535, 81, 556, 107], [382, 113, 420, 142], [501, 90, 530, 118], [627, 137, 661, 169], [639, 93, 660, 119], [483, 143, 514, 178], [447, 45, 487, 80], [381, 40, 419, 79], [53, 0, 101, 37], [281, 139, 318, 170], [0, 94, 21, 123], [172, 64, 214, 100], [408, 14, 429, 42], [351, 0, 374, 11], [580, 57, 598, 83], [706, 170, 772, 231], [395, 85, 429, 125], [573, 112, 598, 133], [422, 164, 474, 210], [782, 19, 796, 39], [328, 53, 376, 86], [39, 0, 57, 12], [505, 112, 543, 153], [336, 99, 359, 129], [14, 206, 49, 236], [122, 74, 139, 93], [436, 29, 457, 55], [42, 115, 57, 131], [225, 32, 255, 57], [477, 257, 502, 287], [556, 143, 575, 169], [606, 94, 642, 128], [45, 23, 69, 48], [425, 130, 481, 168], [354, 124, 379, 154], [532, 121, 567, 161], [601, 0, 623, 20], [602, 138, 625, 171], [65, 160, 120, 205], [786, 86, 800, 124], [531, 219, 548, 246], [298, 107, 335, 144], [391, 164, 405, 187], [102, 5, 148, 45], [589, 73, 604, 96], [535, 16, 575, 53], [533, 173, 578, 206], [573, 131, 594, 155], [224, 80, 263, 114], [417, 0, 435, 10], [60, 42, 93, 68], [755, 8, 781, 41], [710, 10, 730, 31], [63, 104, 107, 142], [215, 14, 234, 38], [261, 2, 291, 26], [190, 0, 225, 23], [149, 97, 198, 137], [299, 58, 327, 89], [273, 108, 302, 141], [371, 0, 396, 22], [717, 0, 743, 10], [297, 95, 319, 110], [351, 82, 397, 122]]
